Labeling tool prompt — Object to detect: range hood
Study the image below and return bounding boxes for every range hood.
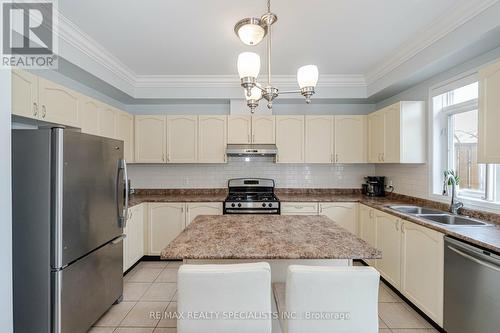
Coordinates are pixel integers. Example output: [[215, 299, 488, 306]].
[[226, 144, 278, 156]]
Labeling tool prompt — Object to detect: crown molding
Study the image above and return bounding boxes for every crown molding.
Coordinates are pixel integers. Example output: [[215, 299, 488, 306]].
[[365, 0, 499, 85]]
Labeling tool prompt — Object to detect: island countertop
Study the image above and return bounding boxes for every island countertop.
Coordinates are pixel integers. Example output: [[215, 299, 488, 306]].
[[160, 215, 382, 260]]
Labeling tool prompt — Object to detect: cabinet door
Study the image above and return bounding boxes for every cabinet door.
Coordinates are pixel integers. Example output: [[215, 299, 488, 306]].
[[38, 77, 81, 127], [335, 116, 367, 163], [148, 203, 185, 255], [305, 116, 334, 163], [98, 106, 117, 138], [134, 115, 167, 163], [252, 115, 275, 144], [383, 106, 401, 163], [368, 112, 384, 163], [198, 116, 227, 163], [375, 211, 402, 288], [228, 115, 251, 144], [116, 111, 134, 162], [319, 203, 357, 234], [80, 96, 101, 135], [12, 69, 38, 119], [478, 60, 500, 163], [402, 221, 444, 325], [276, 116, 304, 163], [167, 116, 198, 163], [359, 205, 377, 266], [281, 202, 318, 215], [123, 209, 132, 272], [185, 202, 222, 227], [130, 204, 144, 264]]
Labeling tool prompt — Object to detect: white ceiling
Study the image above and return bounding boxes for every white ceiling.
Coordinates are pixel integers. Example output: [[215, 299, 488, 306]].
[[59, 0, 460, 76]]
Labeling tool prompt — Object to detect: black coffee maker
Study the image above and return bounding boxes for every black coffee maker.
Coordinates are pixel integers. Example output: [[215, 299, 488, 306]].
[[362, 176, 387, 197]]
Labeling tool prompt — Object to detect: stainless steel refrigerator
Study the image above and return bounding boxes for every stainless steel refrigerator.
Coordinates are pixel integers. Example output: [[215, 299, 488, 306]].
[[12, 127, 129, 333]]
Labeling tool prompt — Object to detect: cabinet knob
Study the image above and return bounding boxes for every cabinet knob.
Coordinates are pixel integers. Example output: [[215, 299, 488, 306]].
[[33, 102, 38, 117], [41, 105, 46, 118]]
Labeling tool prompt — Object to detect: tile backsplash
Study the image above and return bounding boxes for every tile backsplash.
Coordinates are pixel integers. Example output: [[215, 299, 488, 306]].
[[128, 157, 375, 189], [375, 163, 429, 199]]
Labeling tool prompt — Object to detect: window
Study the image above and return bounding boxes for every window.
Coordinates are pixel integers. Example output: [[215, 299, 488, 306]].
[[432, 80, 499, 203]]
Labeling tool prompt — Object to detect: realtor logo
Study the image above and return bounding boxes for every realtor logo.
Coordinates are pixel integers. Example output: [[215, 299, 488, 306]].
[[1, 0, 58, 68]]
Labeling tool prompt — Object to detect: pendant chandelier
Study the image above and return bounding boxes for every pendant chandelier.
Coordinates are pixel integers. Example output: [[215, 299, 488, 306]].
[[234, 0, 319, 112]]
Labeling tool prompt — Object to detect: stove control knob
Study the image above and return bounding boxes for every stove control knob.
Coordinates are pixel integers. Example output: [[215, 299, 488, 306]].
[[268, 203, 273, 207], [237, 203, 242, 207], [262, 203, 266, 207], [231, 203, 235, 207]]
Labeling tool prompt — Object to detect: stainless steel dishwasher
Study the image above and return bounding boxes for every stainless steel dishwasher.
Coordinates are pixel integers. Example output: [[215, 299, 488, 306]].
[[444, 236, 500, 333]]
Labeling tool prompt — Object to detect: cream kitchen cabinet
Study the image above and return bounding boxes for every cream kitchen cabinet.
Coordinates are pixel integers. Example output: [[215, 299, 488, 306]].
[[305, 116, 334, 163], [147, 203, 185, 255], [38, 77, 81, 127], [11, 69, 38, 119], [116, 111, 134, 162], [368, 101, 425, 163], [228, 115, 252, 144], [276, 116, 305, 163], [228, 115, 275, 144], [334, 116, 367, 163], [319, 202, 357, 234], [375, 210, 402, 288], [478, 60, 500, 163], [281, 202, 319, 215], [252, 115, 275, 144], [167, 116, 198, 163], [80, 96, 101, 135], [134, 115, 167, 163], [401, 221, 444, 326], [198, 116, 227, 163], [98, 105, 117, 138], [185, 202, 223, 226], [358, 204, 377, 266], [123, 204, 145, 272]]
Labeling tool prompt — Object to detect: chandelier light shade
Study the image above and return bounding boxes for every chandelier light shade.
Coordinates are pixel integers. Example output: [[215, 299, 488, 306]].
[[234, 0, 318, 112], [297, 65, 319, 89], [234, 18, 266, 46], [237, 52, 261, 79]]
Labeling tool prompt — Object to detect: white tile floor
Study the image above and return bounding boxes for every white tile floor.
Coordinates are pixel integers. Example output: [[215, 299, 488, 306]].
[[89, 261, 439, 333]]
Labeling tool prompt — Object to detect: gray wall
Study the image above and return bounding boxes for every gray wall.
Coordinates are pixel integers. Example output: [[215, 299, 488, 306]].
[[1, 69, 13, 332]]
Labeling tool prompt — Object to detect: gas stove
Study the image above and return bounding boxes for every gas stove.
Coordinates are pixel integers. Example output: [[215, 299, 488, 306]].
[[224, 178, 280, 214]]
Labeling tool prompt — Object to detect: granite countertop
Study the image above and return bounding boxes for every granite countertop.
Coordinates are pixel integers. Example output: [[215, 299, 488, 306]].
[[161, 215, 382, 260], [129, 189, 228, 207]]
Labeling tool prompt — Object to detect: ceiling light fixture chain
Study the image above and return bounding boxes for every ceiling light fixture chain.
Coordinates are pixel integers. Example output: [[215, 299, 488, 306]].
[[234, 0, 318, 113]]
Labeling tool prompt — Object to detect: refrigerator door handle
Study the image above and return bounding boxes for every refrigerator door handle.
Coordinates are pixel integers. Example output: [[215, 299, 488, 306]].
[[117, 159, 129, 228], [111, 234, 127, 245]]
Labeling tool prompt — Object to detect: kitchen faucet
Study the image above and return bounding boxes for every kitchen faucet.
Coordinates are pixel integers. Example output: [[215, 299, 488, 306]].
[[443, 173, 464, 214]]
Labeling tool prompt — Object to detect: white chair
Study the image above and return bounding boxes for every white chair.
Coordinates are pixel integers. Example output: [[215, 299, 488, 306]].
[[273, 265, 380, 333], [177, 262, 272, 333]]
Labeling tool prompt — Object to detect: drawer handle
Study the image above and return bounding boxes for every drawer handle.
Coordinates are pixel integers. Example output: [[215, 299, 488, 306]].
[[41, 105, 46, 118], [33, 102, 38, 117]]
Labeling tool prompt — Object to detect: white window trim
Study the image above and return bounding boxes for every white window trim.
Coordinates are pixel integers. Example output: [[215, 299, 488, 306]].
[[428, 71, 500, 214]]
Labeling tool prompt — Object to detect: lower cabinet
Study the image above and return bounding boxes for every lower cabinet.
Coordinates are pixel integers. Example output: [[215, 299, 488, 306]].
[[185, 202, 222, 226], [375, 210, 402, 289], [401, 221, 444, 326], [146, 202, 222, 255], [319, 202, 357, 234], [358, 204, 377, 266], [123, 204, 145, 272], [281, 202, 319, 215]]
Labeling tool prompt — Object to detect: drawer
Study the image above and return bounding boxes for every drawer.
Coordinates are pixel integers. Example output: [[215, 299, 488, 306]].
[[281, 202, 319, 215]]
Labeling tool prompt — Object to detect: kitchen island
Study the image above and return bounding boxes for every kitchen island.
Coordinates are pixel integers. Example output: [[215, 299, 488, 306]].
[[161, 214, 381, 281]]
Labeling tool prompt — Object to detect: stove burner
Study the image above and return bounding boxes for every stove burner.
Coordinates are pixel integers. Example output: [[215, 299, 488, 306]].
[[224, 178, 280, 214]]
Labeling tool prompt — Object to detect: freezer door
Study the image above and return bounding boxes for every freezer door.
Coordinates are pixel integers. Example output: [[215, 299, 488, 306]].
[[52, 129, 126, 268], [52, 238, 124, 333]]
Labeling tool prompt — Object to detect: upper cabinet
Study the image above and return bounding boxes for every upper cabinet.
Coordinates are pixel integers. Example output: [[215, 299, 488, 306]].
[[478, 60, 500, 163], [228, 115, 252, 144], [80, 96, 101, 136], [98, 105, 117, 139], [368, 101, 426, 163], [227, 115, 275, 144], [305, 115, 334, 163], [198, 116, 227, 163], [134, 115, 167, 163], [335, 115, 367, 163], [252, 115, 275, 144], [116, 111, 134, 162], [276, 115, 305, 163], [11, 70, 38, 119], [167, 116, 198, 163]]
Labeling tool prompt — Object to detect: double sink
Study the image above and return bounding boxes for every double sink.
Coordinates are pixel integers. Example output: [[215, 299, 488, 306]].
[[388, 205, 490, 226]]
